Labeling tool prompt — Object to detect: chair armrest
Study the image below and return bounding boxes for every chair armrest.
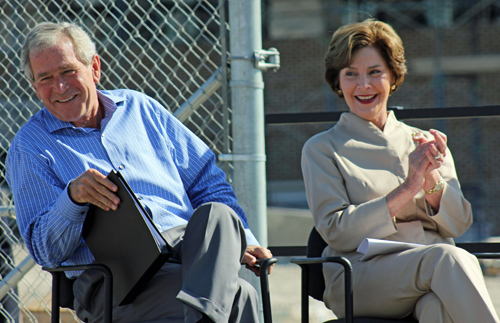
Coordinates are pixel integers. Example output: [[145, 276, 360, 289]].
[[290, 256, 350, 266], [456, 242, 500, 259], [43, 263, 112, 273], [471, 253, 500, 259], [258, 257, 278, 323], [43, 264, 113, 323], [290, 256, 353, 323]]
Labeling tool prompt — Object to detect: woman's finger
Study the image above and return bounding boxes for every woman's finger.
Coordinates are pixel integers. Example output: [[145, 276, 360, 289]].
[[430, 129, 447, 156], [425, 149, 443, 170]]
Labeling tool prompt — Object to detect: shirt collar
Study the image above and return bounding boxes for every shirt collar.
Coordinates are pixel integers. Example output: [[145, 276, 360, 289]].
[[339, 110, 399, 134], [382, 110, 399, 134], [44, 90, 126, 133]]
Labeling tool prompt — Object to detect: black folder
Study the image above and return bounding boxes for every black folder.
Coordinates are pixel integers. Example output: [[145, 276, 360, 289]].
[[82, 170, 172, 306]]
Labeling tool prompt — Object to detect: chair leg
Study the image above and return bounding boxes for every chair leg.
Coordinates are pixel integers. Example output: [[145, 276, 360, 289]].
[[44, 264, 113, 323], [291, 257, 353, 323], [50, 271, 61, 323], [102, 269, 112, 323], [299, 264, 309, 323], [337, 258, 353, 323], [259, 257, 278, 323]]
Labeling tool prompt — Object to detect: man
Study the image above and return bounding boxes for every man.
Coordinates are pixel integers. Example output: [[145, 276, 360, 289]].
[[7, 22, 272, 322]]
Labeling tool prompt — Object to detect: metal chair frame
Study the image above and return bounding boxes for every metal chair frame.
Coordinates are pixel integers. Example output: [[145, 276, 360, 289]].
[[43, 264, 113, 323], [44, 260, 280, 323]]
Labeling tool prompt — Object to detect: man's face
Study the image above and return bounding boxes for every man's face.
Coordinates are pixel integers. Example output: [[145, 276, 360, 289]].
[[29, 36, 102, 128]]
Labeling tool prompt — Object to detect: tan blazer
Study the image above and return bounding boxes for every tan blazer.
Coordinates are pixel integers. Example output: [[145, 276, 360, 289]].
[[301, 110, 472, 263]]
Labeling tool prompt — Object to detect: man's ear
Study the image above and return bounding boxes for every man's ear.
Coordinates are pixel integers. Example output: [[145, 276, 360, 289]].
[[91, 55, 101, 83], [30, 81, 42, 100]]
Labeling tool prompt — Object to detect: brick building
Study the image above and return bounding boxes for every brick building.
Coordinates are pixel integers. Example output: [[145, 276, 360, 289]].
[[263, 0, 500, 239]]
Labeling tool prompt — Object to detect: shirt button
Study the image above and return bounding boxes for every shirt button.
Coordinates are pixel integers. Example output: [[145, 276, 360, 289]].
[[119, 165, 125, 170]]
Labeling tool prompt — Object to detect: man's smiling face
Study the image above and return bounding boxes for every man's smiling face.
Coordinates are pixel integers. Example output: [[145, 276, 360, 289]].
[[30, 35, 102, 128]]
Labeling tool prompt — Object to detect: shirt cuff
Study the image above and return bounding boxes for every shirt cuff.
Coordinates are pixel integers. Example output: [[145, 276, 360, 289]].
[[52, 185, 90, 222], [244, 228, 260, 247]]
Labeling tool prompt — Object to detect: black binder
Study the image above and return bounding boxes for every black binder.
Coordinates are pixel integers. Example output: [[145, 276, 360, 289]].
[[82, 170, 172, 306]]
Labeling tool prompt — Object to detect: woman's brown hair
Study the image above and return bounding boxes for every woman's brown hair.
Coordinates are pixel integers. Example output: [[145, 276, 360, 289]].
[[324, 19, 407, 98]]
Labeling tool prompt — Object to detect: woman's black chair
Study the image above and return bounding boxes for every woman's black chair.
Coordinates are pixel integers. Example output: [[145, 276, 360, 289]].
[[290, 228, 418, 323]]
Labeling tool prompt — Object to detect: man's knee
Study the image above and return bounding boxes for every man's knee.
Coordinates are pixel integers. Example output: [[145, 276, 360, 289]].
[[193, 202, 243, 233], [198, 202, 238, 220]]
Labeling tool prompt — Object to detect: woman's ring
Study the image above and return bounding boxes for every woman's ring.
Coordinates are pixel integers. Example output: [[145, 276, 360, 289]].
[[434, 153, 442, 160]]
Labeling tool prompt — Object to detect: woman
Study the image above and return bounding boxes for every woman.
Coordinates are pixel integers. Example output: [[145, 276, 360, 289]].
[[301, 19, 499, 322]]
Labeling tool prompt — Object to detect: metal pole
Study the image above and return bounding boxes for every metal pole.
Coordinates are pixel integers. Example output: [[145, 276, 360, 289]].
[[228, 0, 268, 320], [0, 255, 36, 299], [174, 68, 224, 123], [0, 206, 15, 218]]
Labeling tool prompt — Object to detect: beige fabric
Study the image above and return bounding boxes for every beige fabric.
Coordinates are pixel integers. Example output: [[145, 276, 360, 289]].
[[301, 111, 498, 322], [331, 244, 497, 322]]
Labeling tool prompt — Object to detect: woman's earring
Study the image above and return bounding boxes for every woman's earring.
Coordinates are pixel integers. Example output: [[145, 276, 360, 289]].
[[391, 85, 396, 91], [338, 89, 343, 96]]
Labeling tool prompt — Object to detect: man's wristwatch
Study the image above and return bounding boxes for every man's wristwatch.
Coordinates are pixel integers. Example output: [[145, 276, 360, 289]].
[[424, 177, 445, 194]]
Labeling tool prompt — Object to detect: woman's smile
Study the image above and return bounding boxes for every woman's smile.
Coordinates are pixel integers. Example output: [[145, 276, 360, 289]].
[[338, 46, 394, 130]]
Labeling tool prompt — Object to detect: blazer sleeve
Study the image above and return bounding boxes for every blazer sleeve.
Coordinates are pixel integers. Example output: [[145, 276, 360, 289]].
[[426, 147, 473, 238], [301, 134, 398, 252]]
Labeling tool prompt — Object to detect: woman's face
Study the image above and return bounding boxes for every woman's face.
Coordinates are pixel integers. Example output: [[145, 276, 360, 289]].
[[338, 46, 394, 130]]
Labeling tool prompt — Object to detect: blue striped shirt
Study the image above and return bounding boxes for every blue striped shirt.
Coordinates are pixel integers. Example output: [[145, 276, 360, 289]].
[[6, 89, 258, 275]]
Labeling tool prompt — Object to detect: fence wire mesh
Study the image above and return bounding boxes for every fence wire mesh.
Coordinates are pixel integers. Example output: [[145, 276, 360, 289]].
[[0, 0, 230, 321]]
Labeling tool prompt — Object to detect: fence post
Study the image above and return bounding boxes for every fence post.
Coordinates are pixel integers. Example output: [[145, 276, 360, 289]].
[[228, 0, 268, 319]]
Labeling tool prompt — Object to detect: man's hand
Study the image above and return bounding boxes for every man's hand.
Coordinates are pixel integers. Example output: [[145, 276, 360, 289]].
[[68, 169, 120, 210], [242, 245, 274, 276]]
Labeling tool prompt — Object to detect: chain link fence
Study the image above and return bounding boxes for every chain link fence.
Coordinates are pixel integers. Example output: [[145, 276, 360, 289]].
[[0, 0, 232, 321]]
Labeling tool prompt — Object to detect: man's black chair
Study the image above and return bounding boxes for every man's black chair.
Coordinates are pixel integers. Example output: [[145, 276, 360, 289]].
[[290, 228, 418, 323], [43, 264, 113, 323], [44, 259, 279, 323]]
